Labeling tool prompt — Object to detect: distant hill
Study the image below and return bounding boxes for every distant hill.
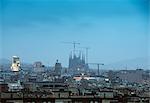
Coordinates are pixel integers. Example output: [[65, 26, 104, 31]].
[[0, 58, 11, 65], [102, 57, 150, 70]]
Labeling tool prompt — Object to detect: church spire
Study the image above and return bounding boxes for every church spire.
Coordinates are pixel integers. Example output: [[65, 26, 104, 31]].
[[69, 51, 72, 59], [82, 52, 85, 64], [79, 50, 81, 59]]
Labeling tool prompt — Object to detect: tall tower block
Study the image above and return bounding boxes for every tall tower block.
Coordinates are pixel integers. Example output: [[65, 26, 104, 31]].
[[11, 56, 21, 72]]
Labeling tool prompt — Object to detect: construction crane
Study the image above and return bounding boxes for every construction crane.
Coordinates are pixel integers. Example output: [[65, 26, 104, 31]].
[[62, 41, 80, 55], [88, 63, 104, 76], [80, 47, 90, 64]]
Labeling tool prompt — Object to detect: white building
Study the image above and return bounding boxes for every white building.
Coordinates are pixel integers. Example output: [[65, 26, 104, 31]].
[[8, 82, 23, 92], [11, 56, 21, 72]]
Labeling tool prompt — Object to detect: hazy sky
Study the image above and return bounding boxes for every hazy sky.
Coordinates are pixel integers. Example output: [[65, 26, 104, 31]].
[[0, 0, 149, 67]]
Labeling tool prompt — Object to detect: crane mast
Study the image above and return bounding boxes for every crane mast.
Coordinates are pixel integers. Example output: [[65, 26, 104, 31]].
[[88, 63, 104, 76]]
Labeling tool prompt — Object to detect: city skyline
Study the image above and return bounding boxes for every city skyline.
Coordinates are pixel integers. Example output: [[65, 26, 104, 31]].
[[0, 0, 149, 67]]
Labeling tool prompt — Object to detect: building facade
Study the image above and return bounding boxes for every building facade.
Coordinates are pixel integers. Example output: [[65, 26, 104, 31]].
[[54, 60, 62, 76], [33, 61, 44, 73], [68, 51, 87, 74]]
